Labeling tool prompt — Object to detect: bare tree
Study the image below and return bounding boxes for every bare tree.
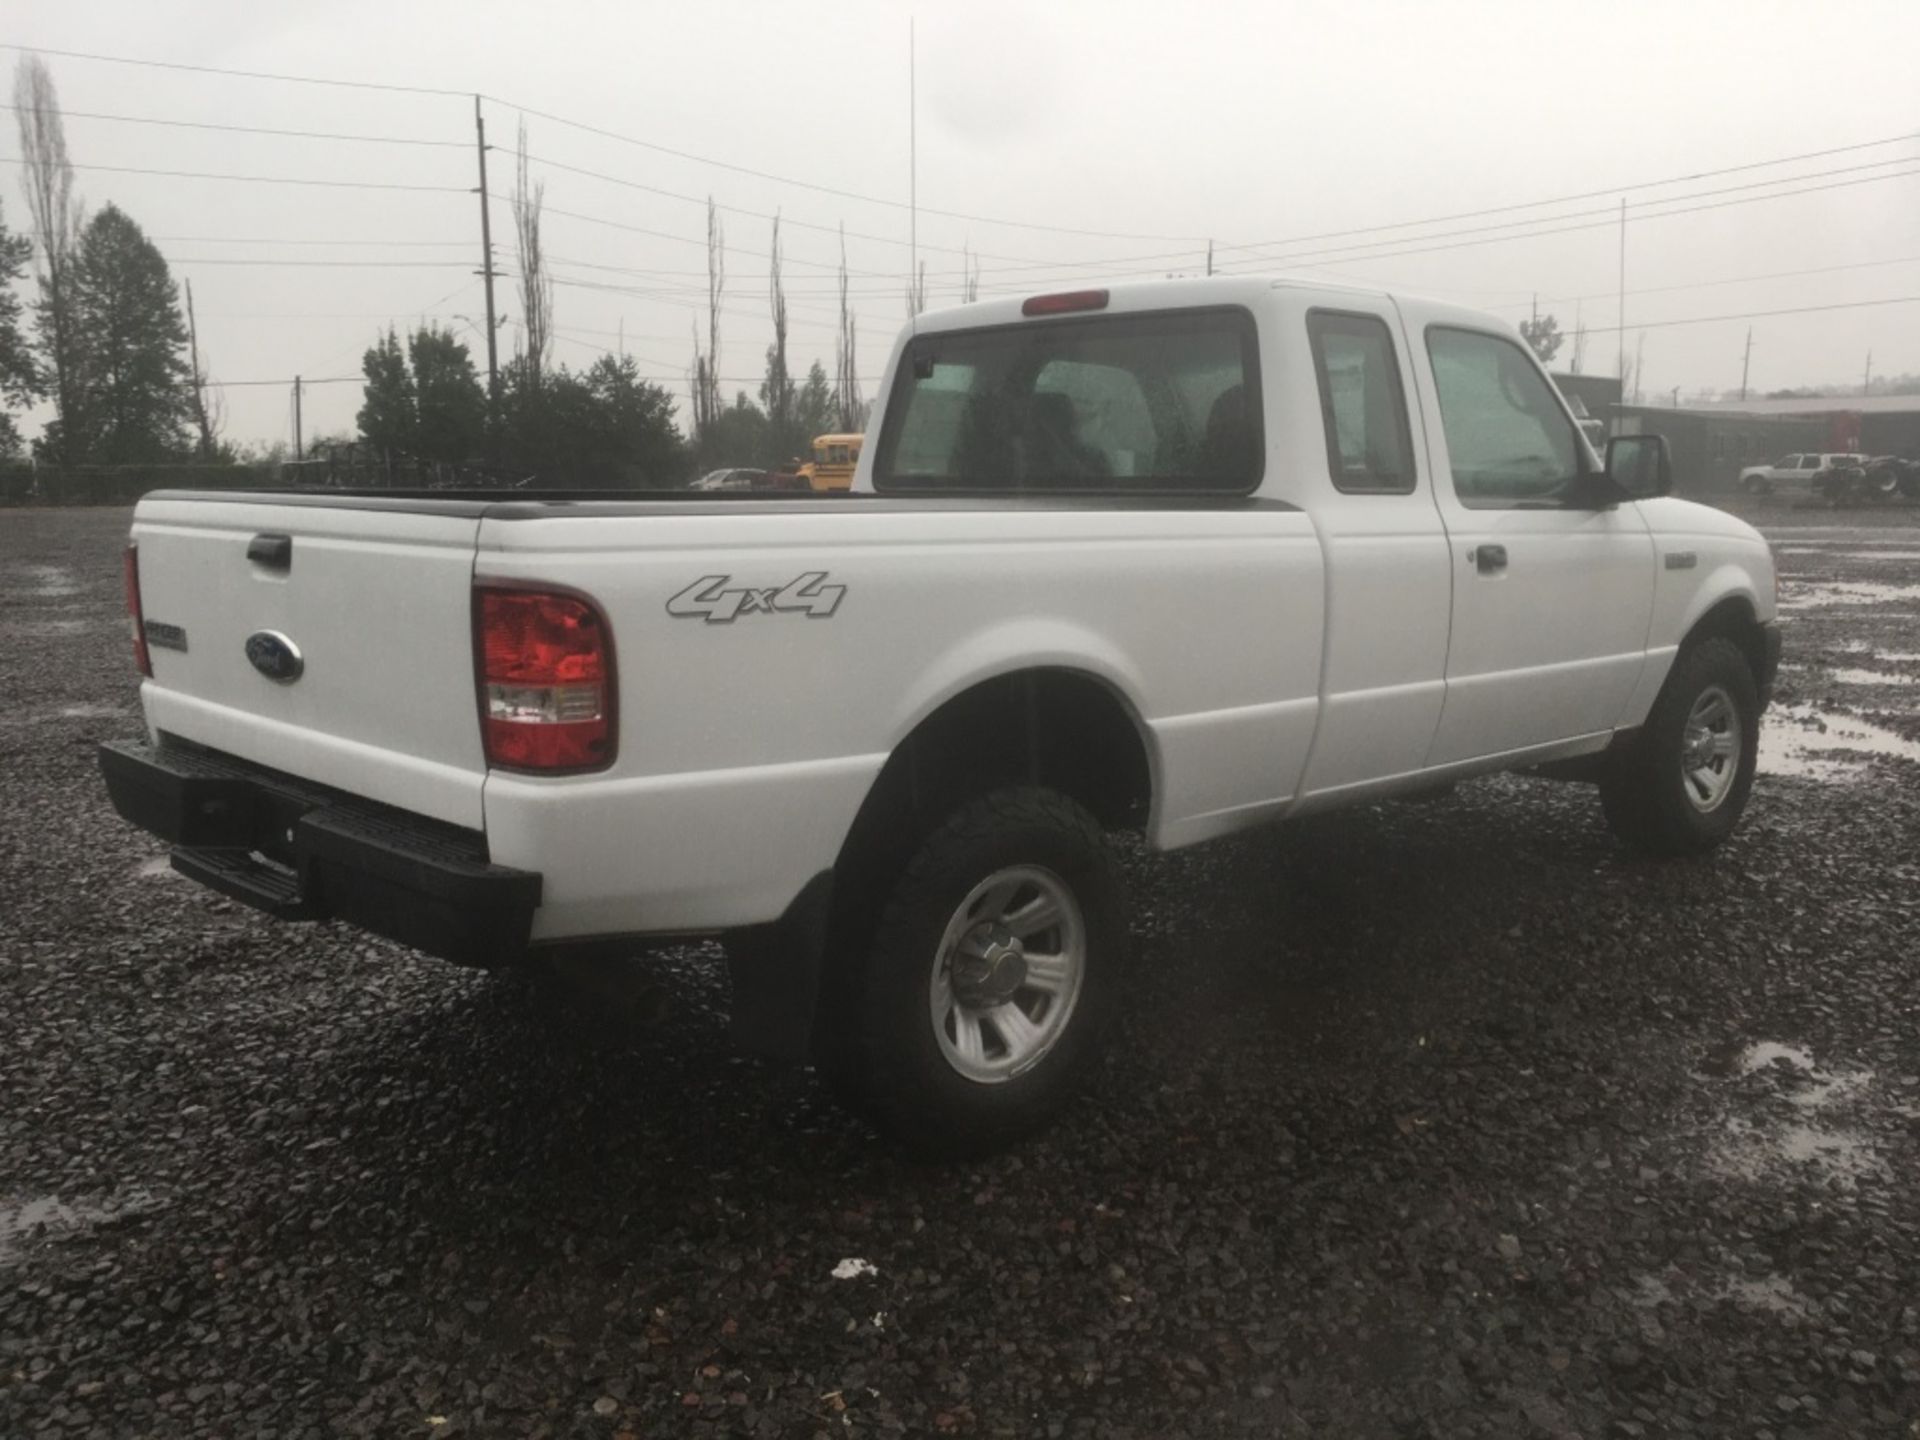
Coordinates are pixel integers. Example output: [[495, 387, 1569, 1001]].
[[182, 278, 223, 459], [765, 211, 791, 437], [14, 54, 83, 462], [834, 226, 863, 432], [512, 119, 552, 392], [690, 197, 724, 434]]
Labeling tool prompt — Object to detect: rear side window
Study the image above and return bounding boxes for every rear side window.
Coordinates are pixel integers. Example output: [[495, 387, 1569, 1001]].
[[873, 307, 1262, 493], [1426, 326, 1581, 508], [1307, 310, 1415, 494]]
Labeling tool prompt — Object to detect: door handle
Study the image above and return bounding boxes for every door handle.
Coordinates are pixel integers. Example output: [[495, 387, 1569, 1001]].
[[247, 533, 292, 572], [1472, 543, 1507, 574]]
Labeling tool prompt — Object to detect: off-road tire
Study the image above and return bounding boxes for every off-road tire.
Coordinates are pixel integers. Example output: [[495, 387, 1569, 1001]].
[[830, 787, 1125, 1158], [1599, 637, 1759, 855]]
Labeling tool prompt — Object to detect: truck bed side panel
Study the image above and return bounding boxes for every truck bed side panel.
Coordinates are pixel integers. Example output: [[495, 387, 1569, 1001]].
[[474, 504, 1325, 939]]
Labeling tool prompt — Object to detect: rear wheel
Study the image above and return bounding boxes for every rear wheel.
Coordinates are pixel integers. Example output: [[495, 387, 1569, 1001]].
[[1599, 637, 1759, 855], [829, 787, 1124, 1157]]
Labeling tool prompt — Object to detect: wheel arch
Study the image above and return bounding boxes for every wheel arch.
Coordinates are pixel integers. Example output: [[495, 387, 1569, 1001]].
[[1680, 588, 1769, 688]]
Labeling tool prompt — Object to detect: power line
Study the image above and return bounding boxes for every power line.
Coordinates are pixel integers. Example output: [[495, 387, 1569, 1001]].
[[1210, 132, 1920, 265], [1580, 295, 1920, 336], [499, 102, 1209, 244], [169, 257, 472, 268], [518, 149, 1062, 266], [0, 102, 465, 147], [153, 235, 470, 247], [0, 42, 1210, 243], [1218, 155, 1920, 273], [1506, 253, 1920, 313], [0, 42, 465, 97], [0, 154, 467, 193]]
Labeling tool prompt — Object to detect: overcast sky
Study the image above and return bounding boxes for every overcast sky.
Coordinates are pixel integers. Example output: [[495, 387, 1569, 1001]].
[[7, 0, 1920, 448]]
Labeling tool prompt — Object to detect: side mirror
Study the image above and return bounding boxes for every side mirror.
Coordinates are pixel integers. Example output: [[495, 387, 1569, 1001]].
[[1605, 433, 1672, 499]]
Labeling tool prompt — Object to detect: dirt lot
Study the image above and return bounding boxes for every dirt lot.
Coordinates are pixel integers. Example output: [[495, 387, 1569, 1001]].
[[2, 503, 1917, 1439]]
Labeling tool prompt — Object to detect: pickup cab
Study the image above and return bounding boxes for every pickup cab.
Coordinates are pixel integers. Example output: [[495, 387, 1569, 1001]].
[[100, 277, 1781, 1154], [1737, 451, 1863, 496]]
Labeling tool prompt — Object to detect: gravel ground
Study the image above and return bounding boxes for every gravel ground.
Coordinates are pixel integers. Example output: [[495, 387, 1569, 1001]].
[[3, 502, 1918, 1439]]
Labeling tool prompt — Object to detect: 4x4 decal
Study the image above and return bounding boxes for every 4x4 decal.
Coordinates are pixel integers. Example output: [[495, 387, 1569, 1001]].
[[666, 571, 846, 624]]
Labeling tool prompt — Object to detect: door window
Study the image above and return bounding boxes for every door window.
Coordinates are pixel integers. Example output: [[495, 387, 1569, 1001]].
[[1307, 310, 1415, 494], [1426, 327, 1582, 508]]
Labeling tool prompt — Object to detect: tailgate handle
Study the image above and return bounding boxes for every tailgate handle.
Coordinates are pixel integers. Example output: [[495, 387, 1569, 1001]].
[[246, 533, 292, 571]]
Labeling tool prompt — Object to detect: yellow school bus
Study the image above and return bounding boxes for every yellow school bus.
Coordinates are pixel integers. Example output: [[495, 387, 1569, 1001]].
[[798, 433, 863, 492]]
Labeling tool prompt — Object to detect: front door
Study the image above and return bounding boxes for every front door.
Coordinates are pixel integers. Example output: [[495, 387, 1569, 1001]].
[[1409, 320, 1656, 767]]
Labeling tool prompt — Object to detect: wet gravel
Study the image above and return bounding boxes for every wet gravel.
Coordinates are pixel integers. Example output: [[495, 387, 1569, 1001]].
[[3, 502, 1919, 1439]]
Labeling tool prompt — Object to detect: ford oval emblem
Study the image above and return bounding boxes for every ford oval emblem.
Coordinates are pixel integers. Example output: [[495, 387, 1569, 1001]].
[[244, 630, 304, 683]]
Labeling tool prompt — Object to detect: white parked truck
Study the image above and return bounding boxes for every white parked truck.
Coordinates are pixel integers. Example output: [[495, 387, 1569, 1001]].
[[101, 277, 1781, 1153]]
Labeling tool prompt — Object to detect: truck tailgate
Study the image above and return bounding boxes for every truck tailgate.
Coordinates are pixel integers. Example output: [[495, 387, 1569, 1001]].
[[130, 496, 487, 829]]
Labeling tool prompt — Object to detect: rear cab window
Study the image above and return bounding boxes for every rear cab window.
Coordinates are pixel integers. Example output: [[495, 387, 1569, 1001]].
[[1306, 310, 1416, 494], [873, 307, 1263, 493]]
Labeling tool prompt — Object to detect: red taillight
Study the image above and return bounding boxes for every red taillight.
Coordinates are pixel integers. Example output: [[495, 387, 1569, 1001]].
[[124, 543, 151, 677], [1022, 288, 1109, 317], [475, 588, 615, 772]]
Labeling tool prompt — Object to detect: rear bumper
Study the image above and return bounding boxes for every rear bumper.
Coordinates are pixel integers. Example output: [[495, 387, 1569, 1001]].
[[98, 737, 541, 967]]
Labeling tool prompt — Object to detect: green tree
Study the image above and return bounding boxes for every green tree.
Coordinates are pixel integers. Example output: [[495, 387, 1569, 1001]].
[[1519, 309, 1563, 365], [794, 361, 835, 450], [40, 204, 191, 464], [356, 326, 416, 455], [0, 196, 41, 459], [582, 353, 686, 486], [694, 390, 769, 472], [495, 353, 687, 488], [408, 325, 485, 464]]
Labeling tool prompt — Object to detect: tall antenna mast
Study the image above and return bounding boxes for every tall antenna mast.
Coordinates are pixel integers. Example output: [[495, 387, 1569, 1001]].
[[909, 16, 918, 338]]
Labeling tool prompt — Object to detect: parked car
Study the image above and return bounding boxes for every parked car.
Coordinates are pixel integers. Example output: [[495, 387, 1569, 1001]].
[[1737, 452, 1864, 496], [690, 467, 766, 492], [99, 277, 1780, 1154]]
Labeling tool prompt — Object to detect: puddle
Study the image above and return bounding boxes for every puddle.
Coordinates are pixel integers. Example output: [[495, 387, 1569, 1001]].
[[7, 564, 80, 598], [1712, 1115, 1884, 1185], [1777, 580, 1920, 608], [1758, 703, 1920, 780], [1842, 551, 1920, 562], [1825, 668, 1919, 687], [1871, 651, 1920, 663], [0, 1191, 159, 1266]]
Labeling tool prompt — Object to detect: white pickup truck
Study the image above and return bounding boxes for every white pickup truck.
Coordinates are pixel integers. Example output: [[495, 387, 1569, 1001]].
[[101, 277, 1780, 1153]]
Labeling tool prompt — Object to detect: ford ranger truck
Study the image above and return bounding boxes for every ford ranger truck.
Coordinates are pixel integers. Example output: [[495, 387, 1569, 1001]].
[[100, 277, 1781, 1155]]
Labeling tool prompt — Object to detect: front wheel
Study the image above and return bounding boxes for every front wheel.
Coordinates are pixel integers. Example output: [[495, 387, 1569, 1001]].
[[832, 787, 1125, 1157], [1599, 637, 1759, 855]]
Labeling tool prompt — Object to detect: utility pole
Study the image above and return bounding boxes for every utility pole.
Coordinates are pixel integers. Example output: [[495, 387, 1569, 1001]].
[[1616, 198, 1627, 384], [1206, 239, 1214, 277], [1864, 350, 1873, 396], [473, 96, 500, 408], [293, 375, 303, 460], [1740, 327, 1752, 402]]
